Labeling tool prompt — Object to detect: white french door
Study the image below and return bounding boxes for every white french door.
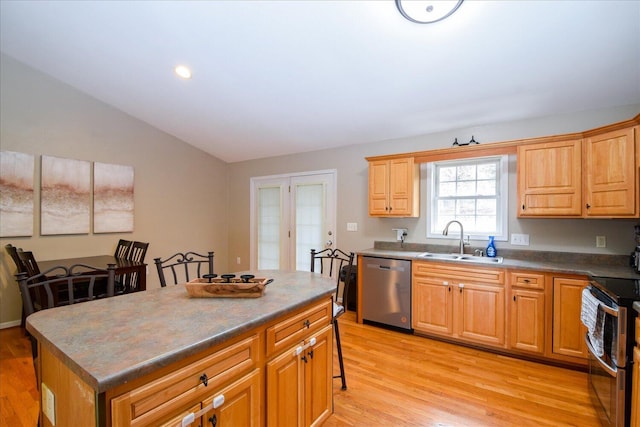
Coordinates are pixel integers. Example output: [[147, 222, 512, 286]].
[[250, 170, 336, 271]]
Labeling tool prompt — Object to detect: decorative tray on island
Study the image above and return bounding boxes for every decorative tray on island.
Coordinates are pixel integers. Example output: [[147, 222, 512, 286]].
[[184, 274, 273, 298]]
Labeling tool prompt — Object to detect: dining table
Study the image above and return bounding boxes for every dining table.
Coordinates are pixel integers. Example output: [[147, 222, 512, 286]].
[[38, 255, 147, 291]]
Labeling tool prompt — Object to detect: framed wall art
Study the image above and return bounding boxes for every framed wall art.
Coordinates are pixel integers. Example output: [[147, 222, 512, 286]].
[[93, 162, 134, 233], [40, 155, 90, 235], [0, 151, 35, 237]]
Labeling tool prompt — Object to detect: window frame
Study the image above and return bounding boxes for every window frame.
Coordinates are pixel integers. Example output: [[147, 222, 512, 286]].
[[426, 155, 509, 242]]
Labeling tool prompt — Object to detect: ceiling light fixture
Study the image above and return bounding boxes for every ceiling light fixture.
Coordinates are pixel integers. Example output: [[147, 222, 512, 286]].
[[395, 0, 464, 24], [174, 65, 192, 79]]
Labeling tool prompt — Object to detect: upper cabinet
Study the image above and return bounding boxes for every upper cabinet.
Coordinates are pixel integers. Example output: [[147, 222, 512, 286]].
[[583, 126, 637, 217], [517, 139, 582, 217], [518, 124, 638, 218], [368, 157, 419, 217]]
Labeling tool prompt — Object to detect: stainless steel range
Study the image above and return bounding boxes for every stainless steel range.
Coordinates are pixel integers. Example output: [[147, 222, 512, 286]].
[[584, 277, 640, 427]]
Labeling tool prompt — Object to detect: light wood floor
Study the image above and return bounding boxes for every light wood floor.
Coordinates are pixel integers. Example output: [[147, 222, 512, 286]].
[[0, 312, 599, 426]]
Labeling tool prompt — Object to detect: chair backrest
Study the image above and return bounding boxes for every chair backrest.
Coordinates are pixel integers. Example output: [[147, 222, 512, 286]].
[[310, 248, 355, 309], [154, 251, 215, 287], [16, 263, 116, 317], [114, 239, 133, 259], [128, 241, 149, 263], [5, 244, 26, 273], [17, 250, 41, 277]]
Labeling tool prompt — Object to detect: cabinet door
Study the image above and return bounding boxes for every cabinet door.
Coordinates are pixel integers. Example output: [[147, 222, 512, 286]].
[[305, 325, 332, 427], [456, 282, 505, 346], [266, 346, 303, 427], [368, 160, 390, 216], [552, 277, 588, 358], [201, 370, 261, 427], [584, 126, 637, 216], [509, 289, 545, 354], [517, 139, 582, 217], [388, 158, 417, 216], [412, 277, 454, 335]]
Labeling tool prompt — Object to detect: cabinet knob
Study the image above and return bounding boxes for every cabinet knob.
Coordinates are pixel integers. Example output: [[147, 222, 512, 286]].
[[209, 414, 217, 427], [200, 373, 209, 387], [586, 203, 591, 209], [522, 204, 525, 210], [303, 319, 311, 328]]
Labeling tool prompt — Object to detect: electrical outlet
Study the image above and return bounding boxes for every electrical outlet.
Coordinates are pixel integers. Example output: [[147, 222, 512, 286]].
[[346, 222, 358, 232], [42, 382, 56, 425], [236, 257, 241, 265], [510, 233, 530, 246], [596, 235, 606, 248]]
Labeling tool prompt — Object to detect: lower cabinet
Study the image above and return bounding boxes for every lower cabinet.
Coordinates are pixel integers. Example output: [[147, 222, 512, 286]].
[[552, 276, 589, 359], [508, 271, 546, 354], [266, 325, 333, 427], [412, 262, 506, 347]]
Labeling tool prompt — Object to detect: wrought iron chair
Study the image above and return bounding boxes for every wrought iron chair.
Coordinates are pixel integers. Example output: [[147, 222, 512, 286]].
[[154, 251, 215, 286], [310, 247, 355, 391], [16, 263, 116, 396]]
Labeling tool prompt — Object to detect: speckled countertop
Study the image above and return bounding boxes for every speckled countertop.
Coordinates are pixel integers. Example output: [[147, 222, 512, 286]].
[[358, 242, 640, 280], [26, 270, 335, 393]]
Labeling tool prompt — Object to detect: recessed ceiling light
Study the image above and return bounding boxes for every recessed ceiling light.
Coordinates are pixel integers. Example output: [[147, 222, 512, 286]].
[[174, 65, 192, 79]]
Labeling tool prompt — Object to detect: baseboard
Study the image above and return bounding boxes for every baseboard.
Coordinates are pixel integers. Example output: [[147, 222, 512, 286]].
[[0, 319, 22, 329]]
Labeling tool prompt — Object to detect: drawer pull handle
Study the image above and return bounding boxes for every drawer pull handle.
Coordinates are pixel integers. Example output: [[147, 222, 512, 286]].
[[303, 319, 311, 328], [208, 414, 217, 427], [523, 279, 530, 283], [200, 373, 209, 387]]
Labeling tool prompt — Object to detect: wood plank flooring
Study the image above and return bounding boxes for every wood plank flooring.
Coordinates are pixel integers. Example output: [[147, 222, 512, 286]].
[[0, 312, 599, 426]]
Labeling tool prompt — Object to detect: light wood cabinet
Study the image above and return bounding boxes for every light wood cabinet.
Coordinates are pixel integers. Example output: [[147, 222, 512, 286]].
[[517, 139, 582, 217], [517, 125, 638, 218], [266, 325, 333, 427], [412, 262, 505, 347], [552, 277, 588, 359], [368, 157, 419, 217], [583, 126, 637, 217], [507, 272, 546, 354]]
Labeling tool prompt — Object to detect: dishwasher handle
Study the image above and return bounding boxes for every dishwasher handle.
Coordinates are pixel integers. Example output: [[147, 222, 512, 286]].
[[365, 262, 406, 272]]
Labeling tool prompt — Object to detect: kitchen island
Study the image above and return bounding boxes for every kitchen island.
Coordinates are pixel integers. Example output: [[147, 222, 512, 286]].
[[26, 270, 336, 427]]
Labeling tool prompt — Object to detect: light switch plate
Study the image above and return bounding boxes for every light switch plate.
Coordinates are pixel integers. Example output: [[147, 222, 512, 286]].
[[346, 222, 358, 232], [510, 233, 530, 246], [596, 235, 606, 248]]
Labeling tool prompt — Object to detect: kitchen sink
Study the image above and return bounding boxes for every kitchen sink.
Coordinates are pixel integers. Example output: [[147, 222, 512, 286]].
[[417, 252, 504, 264]]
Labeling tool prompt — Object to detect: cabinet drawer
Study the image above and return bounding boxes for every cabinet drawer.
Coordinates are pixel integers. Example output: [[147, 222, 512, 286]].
[[509, 272, 545, 290], [413, 261, 504, 285], [266, 299, 332, 357], [111, 334, 259, 427]]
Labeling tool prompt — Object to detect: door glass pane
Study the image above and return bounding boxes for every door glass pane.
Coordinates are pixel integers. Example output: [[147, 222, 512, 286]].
[[295, 183, 324, 271], [257, 187, 280, 270]]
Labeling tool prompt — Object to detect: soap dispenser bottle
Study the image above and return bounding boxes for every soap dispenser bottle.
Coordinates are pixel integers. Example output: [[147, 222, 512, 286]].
[[486, 236, 497, 258]]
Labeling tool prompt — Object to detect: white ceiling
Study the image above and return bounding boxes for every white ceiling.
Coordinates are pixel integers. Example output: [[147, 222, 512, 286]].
[[1, 1, 639, 163]]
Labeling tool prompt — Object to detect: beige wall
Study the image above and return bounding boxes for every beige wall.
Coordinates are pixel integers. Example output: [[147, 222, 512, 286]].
[[2, 52, 639, 327], [0, 54, 229, 326], [228, 105, 640, 271]]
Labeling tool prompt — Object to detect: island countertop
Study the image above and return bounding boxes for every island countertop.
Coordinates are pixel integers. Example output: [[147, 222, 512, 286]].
[[26, 270, 335, 393]]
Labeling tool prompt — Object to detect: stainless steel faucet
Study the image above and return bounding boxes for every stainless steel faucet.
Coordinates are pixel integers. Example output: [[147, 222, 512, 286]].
[[442, 220, 465, 254]]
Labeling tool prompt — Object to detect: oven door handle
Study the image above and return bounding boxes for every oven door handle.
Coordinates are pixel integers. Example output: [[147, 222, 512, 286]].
[[585, 334, 617, 377], [587, 287, 619, 317]]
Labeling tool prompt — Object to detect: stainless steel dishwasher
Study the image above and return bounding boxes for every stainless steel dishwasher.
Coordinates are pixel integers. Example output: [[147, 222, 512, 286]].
[[361, 256, 412, 330]]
